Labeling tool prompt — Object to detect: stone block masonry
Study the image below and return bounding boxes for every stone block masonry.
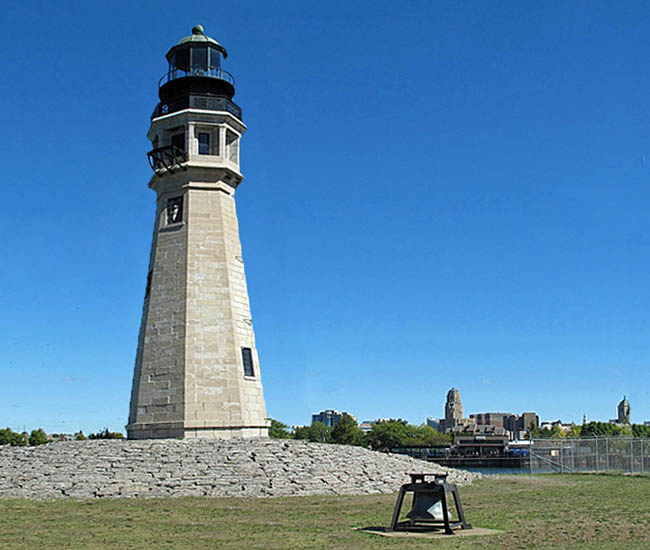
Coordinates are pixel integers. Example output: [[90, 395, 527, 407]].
[[0, 439, 478, 499]]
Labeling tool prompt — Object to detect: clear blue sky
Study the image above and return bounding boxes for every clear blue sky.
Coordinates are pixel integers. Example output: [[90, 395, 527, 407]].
[[1, 1, 649, 434]]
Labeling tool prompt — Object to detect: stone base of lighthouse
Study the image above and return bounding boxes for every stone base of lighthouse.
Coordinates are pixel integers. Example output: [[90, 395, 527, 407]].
[[126, 167, 269, 440], [127, 424, 269, 440]]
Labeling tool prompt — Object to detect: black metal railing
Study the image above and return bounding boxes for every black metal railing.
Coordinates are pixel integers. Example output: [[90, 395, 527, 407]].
[[151, 95, 242, 120], [159, 67, 235, 88], [147, 145, 188, 175]]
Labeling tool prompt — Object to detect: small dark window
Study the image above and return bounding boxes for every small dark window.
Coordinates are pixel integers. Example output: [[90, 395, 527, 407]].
[[145, 270, 153, 299], [191, 46, 207, 73], [198, 132, 210, 155], [209, 47, 221, 69], [167, 196, 183, 225], [171, 132, 185, 152], [174, 48, 190, 72], [242, 348, 254, 377]]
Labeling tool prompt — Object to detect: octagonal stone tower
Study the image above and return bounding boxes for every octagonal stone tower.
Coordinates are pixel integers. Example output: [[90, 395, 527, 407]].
[[127, 26, 269, 439]]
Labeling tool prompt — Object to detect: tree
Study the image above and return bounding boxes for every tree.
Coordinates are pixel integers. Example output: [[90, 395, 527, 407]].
[[551, 425, 566, 439], [29, 428, 47, 446], [566, 424, 582, 439], [268, 419, 292, 439], [75, 431, 87, 441], [403, 425, 451, 446], [292, 426, 310, 440], [306, 421, 332, 443], [89, 429, 124, 439], [0, 427, 28, 446], [632, 424, 650, 438], [367, 420, 409, 451], [331, 414, 366, 446]]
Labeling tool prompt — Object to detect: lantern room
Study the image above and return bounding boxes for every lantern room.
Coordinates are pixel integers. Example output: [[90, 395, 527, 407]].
[[156, 25, 238, 118]]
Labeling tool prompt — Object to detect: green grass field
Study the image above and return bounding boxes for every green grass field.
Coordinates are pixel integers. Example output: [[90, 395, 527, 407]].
[[1, 474, 649, 549]]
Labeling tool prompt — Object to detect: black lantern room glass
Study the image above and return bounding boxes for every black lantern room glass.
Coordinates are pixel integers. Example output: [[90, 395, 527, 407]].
[[169, 46, 223, 78]]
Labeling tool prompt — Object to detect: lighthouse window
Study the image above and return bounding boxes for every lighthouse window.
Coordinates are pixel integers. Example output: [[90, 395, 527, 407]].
[[167, 196, 183, 225], [145, 270, 152, 299], [209, 47, 221, 69], [198, 133, 210, 155], [242, 347, 254, 377], [226, 130, 239, 163], [173, 48, 189, 72], [171, 132, 185, 152], [191, 46, 208, 74]]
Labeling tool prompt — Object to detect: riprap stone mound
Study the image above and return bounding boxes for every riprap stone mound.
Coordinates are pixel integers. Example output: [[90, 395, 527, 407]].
[[0, 438, 479, 499]]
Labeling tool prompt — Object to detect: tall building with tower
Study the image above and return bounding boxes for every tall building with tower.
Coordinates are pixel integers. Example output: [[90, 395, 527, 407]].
[[444, 387, 464, 429], [617, 396, 630, 424], [127, 26, 269, 439]]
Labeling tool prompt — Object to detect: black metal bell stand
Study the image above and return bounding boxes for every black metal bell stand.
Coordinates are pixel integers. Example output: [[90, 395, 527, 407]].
[[389, 473, 472, 534]]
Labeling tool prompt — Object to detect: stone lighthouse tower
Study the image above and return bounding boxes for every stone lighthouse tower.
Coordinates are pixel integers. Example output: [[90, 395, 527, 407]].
[[127, 26, 269, 439]]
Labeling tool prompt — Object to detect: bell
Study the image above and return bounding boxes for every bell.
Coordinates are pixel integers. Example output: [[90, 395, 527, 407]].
[[407, 493, 445, 521], [388, 473, 472, 534]]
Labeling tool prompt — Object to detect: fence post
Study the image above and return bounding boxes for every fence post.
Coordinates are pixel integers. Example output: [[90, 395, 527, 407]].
[[630, 439, 634, 473], [560, 443, 564, 473], [641, 439, 645, 473], [595, 438, 599, 473], [605, 437, 610, 471], [529, 437, 533, 474]]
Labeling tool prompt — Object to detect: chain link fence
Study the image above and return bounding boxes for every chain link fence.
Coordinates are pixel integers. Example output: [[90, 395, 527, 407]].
[[528, 437, 650, 474]]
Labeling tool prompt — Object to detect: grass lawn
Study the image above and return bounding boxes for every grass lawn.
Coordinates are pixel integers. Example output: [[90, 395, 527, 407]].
[[1, 474, 649, 549]]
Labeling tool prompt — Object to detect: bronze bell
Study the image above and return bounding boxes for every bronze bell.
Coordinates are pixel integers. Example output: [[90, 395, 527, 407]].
[[389, 473, 472, 534], [407, 492, 445, 521]]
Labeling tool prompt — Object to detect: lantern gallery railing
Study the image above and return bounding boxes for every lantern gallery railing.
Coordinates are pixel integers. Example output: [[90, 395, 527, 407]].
[[147, 145, 188, 175], [151, 95, 243, 121], [159, 67, 235, 88]]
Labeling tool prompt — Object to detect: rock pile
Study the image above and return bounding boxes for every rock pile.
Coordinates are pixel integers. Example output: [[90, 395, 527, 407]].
[[0, 438, 478, 499]]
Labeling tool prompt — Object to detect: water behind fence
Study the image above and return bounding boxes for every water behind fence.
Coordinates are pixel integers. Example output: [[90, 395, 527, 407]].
[[528, 437, 650, 474]]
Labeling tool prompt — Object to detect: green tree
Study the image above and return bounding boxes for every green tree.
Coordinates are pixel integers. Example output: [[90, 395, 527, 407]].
[[551, 425, 566, 439], [292, 426, 310, 440], [75, 431, 87, 441], [331, 414, 366, 446], [403, 425, 451, 446], [581, 421, 623, 437], [367, 420, 409, 451], [268, 419, 292, 439], [566, 424, 582, 438], [0, 427, 28, 446], [632, 424, 650, 438], [306, 421, 332, 443], [89, 429, 124, 440], [29, 428, 47, 446]]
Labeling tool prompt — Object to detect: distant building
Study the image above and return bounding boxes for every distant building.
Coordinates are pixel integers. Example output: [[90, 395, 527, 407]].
[[427, 387, 538, 439], [452, 423, 508, 437], [469, 412, 539, 440], [445, 388, 464, 428], [540, 420, 573, 432], [428, 387, 470, 431], [358, 422, 373, 433], [311, 410, 357, 428], [617, 396, 630, 424], [470, 412, 510, 428], [426, 418, 443, 431], [453, 433, 509, 457]]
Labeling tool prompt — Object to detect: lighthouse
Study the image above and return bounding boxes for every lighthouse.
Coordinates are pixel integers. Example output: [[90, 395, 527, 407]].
[[127, 26, 269, 439]]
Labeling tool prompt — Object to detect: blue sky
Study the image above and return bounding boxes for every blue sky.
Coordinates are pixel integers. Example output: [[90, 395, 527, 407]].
[[1, 1, 649, 433]]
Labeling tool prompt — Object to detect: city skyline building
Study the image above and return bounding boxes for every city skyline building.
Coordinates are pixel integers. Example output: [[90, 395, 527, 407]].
[[617, 396, 631, 424], [311, 409, 357, 428]]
